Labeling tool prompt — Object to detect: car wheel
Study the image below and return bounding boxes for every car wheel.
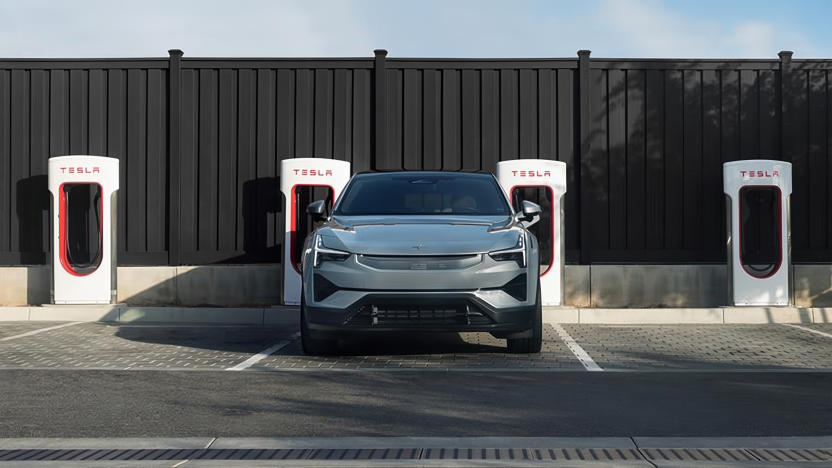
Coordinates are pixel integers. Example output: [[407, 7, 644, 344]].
[[300, 291, 338, 356], [506, 280, 542, 354]]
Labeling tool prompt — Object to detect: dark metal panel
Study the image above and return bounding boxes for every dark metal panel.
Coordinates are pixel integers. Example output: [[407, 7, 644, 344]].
[[197, 68, 219, 252], [607, 69, 627, 250], [0, 60, 169, 70], [107, 69, 128, 256], [461, 69, 481, 171], [49, 70, 68, 156], [179, 70, 198, 254], [127, 68, 148, 252], [9, 70, 29, 257], [585, 68, 608, 253], [519, 69, 537, 158], [683, 70, 703, 250], [30, 70, 50, 255], [389, 59, 577, 70], [69, 69, 88, 154], [352, 69, 371, 172], [422, 69, 442, 170], [499, 69, 518, 161], [295, 69, 314, 157], [88, 69, 107, 155], [218, 69, 238, 252], [721, 70, 740, 163], [333, 69, 353, 163], [663, 70, 683, 249], [557, 69, 578, 255], [442, 69, 461, 171], [758, 69, 779, 157], [537, 69, 556, 160], [236, 69, 257, 255], [625, 69, 646, 249], [264, 70, 282, 261], [644, 69, 665, 249], [787, 68, 809, 250], [740, 70, 760, 157], [808, 69, 827, 249], [384, 68, 402, 169], [481, 70, 500, 173], [701, 69, 723, 252], [314, 68, 334, 158], [147, 69, 167, 253], [0, 70, 10, 253], [402, 69, 422, 170]]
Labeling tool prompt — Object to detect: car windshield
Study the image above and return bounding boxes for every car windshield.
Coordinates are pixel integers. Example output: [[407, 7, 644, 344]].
[[334, 173, 511, 216]]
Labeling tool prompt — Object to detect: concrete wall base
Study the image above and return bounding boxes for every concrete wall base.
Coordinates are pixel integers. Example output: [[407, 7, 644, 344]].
[[1, 305, 829, 324], [2, 264, 832, 308]]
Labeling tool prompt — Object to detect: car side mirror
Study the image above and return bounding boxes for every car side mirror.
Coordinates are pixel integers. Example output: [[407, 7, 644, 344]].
[[307, 199, 327, 222], [515, 200, 542, 227]]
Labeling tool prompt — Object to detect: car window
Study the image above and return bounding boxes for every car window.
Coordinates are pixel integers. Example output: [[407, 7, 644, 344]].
[[335, 174, 511, 216]]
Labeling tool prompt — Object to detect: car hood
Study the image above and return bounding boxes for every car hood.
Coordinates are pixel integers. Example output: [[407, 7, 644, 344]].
[[320, 215, 520, 255]]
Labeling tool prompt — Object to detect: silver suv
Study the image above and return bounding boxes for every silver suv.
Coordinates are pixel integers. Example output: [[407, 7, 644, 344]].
[[300, 171, 542, 355]]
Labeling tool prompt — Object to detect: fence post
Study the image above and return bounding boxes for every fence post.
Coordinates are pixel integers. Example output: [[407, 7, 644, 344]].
[[373, 49, 388, 170], [778, 50, 793, 162], [167, 49, 183, 266], [577, 49, 592, 264]]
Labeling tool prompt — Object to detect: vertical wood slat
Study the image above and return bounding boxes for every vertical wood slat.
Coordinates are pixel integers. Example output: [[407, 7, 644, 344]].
[[0, 70, 10, 252], [260, 70, 280, 259], [127, 69, 148, 252], [10, 70, 29, 255], [217, 69, 237, 252], [461, 69, 480, 171], [682, 70, 703, 250], [108, 69, 128, 257], [644, 69, 665, 249], [442, 69, 461, 170], [608, 69, 626, 250], [402, 69, 422, 170], [626, 69, 646, 249]]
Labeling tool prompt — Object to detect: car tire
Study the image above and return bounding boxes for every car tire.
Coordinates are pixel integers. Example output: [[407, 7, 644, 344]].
[[300, 291, 338, 356], [506, 280, 542, 354]]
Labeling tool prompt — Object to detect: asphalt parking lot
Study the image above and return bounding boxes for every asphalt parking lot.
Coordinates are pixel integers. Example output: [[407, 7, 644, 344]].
[[1, 319, 831, 463], [0, 321, 831, 371]]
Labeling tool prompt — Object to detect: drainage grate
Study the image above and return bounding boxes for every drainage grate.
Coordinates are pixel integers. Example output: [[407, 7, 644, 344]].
[[747, 448, 832, 462], [1, 446, 830, 462]]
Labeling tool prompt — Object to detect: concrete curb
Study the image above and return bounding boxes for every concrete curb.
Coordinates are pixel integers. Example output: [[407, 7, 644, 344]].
[[1, 305, 831, 325]]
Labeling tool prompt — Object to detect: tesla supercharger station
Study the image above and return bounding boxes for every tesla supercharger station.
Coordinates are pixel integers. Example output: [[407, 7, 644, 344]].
[[48, 155, 119, 304], [723, 159, 792, 306], [496, 159, 567, 306], [280, 158, 351, 305]]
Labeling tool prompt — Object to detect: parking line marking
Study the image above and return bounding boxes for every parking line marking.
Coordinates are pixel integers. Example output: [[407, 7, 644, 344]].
[[552, 324, 603, 371], [783, 323, 832, 340], [226, 333, 300, 371], [0, 322, 82, 342]]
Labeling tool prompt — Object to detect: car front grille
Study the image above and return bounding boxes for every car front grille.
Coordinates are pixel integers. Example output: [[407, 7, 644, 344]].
[[348, 303, 492, 327], [356, 254, 481, 271]]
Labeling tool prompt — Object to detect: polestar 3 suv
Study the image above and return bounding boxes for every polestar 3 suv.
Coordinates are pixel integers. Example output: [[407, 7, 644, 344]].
[[299, 171, 543, 355]]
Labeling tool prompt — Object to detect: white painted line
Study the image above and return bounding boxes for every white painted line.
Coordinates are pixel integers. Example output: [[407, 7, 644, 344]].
[[226, 333, 299, 371], [551, 324, 603, 372], [783, 323, 832, 340], [0, 322, 82, 342], [170, 459, 189, 467]]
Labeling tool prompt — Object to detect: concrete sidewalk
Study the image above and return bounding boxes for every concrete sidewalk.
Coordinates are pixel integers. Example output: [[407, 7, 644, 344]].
[[0, 304, 830, 324]]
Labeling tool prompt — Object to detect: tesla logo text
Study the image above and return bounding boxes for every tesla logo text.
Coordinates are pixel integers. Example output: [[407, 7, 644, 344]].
[[293, 169, 333, 176], [740, 170, 780, 178], [511, 170, 551, 177], [60, 167, 100, 174]]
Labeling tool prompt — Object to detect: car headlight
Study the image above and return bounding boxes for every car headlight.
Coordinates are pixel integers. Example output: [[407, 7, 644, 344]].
[[313, 234, 350, 267], [488, 234, 526, 268]]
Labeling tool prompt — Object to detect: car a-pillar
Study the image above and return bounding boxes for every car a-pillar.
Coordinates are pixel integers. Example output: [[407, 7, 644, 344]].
[[496, 159, 567, 306], [279, 158, 351, 305], [48, 155, 120, 304], [723, 159, 792, 306]]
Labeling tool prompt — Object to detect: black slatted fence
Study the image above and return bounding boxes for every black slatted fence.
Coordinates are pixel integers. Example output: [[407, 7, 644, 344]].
[[0, 50, 830, 265]]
